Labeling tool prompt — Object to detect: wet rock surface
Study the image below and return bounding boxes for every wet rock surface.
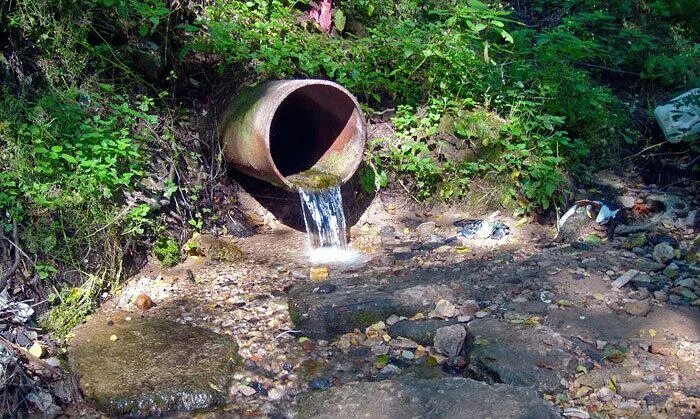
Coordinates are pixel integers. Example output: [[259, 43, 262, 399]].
[[66, 178, 700, 417], [68, 312, 241, 416], [297, 376, 559, 419]]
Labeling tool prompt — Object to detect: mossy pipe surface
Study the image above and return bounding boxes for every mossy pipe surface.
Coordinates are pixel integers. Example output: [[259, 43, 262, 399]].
[[219, 80, 367, 190]]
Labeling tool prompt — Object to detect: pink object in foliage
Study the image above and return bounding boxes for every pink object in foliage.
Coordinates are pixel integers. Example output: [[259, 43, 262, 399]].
[[309, 0, 333, 32]]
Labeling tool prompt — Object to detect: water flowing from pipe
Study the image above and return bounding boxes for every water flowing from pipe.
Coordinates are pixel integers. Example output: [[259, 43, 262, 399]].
[[298, 186, 348, 249]]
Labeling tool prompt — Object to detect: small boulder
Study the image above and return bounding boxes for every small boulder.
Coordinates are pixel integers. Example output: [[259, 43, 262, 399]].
[[416, 222, 437, 238], [624, 300, 651, 316], [653, 243, 675, 264], [433, 324, 467, 357]]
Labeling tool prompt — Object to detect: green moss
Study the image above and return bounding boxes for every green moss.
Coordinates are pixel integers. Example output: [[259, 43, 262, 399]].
[[154, 236, 181, 267], [353, 309, 385, 327], [287, 168, 341, 191], [288, 304, 303, 328]]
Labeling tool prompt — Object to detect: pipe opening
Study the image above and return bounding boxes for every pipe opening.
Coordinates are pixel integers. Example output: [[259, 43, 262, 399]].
[[269, 85, 358, 178]]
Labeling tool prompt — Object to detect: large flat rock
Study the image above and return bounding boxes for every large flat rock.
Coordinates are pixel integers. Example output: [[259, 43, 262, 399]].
[[288, 277, 458, 339], [468, 319, 576, 393], [297, 376, 560, 418], [68, 312, 241, 416]]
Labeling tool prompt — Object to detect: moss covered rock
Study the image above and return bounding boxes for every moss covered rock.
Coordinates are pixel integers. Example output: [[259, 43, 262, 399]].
[[68, 312, 241, 416]]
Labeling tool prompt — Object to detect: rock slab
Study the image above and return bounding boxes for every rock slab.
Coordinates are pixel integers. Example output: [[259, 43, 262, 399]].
[[297, 376, 559, 419], [68, 312, 241, 416], [288, 278, 456, 339]]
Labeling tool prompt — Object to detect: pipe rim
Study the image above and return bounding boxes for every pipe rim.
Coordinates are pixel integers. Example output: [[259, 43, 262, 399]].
[[261, 79, 366, 189]]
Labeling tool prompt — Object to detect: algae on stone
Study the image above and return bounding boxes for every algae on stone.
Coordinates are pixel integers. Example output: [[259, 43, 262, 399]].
[[286, 168, 341, 191], [68, 312, 241, 416]]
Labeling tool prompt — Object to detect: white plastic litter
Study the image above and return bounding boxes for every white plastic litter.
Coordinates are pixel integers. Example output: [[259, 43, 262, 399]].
[[654, 88, 700, 144], [558, 200, 619, 230]]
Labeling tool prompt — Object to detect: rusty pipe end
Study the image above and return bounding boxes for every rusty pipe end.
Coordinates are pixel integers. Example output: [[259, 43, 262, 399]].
[[220, 80, 367, 190]]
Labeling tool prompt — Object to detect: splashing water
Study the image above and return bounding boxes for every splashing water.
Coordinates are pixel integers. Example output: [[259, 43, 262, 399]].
[[298, 185, 347, 249], [289, 169, 364, 264]]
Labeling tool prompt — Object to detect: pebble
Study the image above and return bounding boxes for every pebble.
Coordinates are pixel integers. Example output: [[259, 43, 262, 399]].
[[652, 243, 675, 264], [308, 378, 333, 390], [663, 263, 679, 279], [563, 407, 590, 418], [401, 350, 415, 360], [237, 385, 257, 396], [315, 283, 336, 294], [596, 386, 614, 402], [611, 270, 638, 289], [416, 222, 437, 238], [618, 382, 651, 399], [653, 290, 668, 302], [386, 314, 401, 325], [433, 299, 456, 318], [624, 300, 651, 316], [474, 311, 488, 318], [433, 324, 467, 357], [379, 364, 401, 375], [267, 388, 282, 400], [457, 315, 472, 323]]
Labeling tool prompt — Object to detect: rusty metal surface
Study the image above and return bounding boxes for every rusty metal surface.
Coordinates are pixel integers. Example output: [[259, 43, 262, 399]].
[[219, 80, 367, 189]]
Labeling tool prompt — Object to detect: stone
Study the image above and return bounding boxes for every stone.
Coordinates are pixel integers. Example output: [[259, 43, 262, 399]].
[[459, 300, 479, 316], [624, 300, 651, 316], [288, 278, 456, 339], [653, 243, 675, 264], [630, 272, 655, 290], [612, 270, 639, 288], [621, 233, 647, 250], [416, 222, 437, 238], [378, 364, 401, 376], [469, 319, 574, 393], [183, 233, 243, 262], [475, 311, 488, 318], [388, 319, 460, 346], [237, 385, 257, 397], [596, 386, 615, 402], [309, 266, 330, 282], [619, 196, 636, 209], [433, 324, 467, 357], [617, 382, 651, 399], [296, 377, 559, 419], [433, 299, 456, 318], [386, 314, 401, 325], [68, 312, 241, 416], [653, 291, 668, 302]]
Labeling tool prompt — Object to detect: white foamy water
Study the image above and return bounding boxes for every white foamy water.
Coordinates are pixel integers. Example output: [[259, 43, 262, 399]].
[[297, 185, 367, 264], [298, 185, 348, 249], [306, 246, 365, 265]]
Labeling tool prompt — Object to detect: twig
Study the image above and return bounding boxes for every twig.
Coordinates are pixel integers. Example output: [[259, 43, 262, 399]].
[[1, 219, 20, 290], [575, 62, 641, 77], [397, 179, 421, 203], [623, 141, 664, 161], [0, 336, 60, 377]]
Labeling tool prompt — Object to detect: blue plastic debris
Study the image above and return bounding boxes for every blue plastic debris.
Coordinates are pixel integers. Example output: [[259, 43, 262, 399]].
[[454, 219, 511, 240]]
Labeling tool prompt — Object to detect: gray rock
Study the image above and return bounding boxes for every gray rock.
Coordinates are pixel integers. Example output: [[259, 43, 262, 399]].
[[433, 299, 456, 318], [416, 222, 437, 238], [469, 319, 574, 393], [663, 263, 679, 279], [619, 196, 636, 209], [653, 291, 668, 302], [596, 386, 615, 402], [388, 319, 460, 346], [288, 279, 456, 339], [624, 300, 651, 316], [653, 243, 675, 264], [433, 324, 467, 357], [296, 377, 559, 419], [617, 382, 651, 399], [68, 313, 241, 416], [612, 270, 639, 288], [631, 259, 666, 272]]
